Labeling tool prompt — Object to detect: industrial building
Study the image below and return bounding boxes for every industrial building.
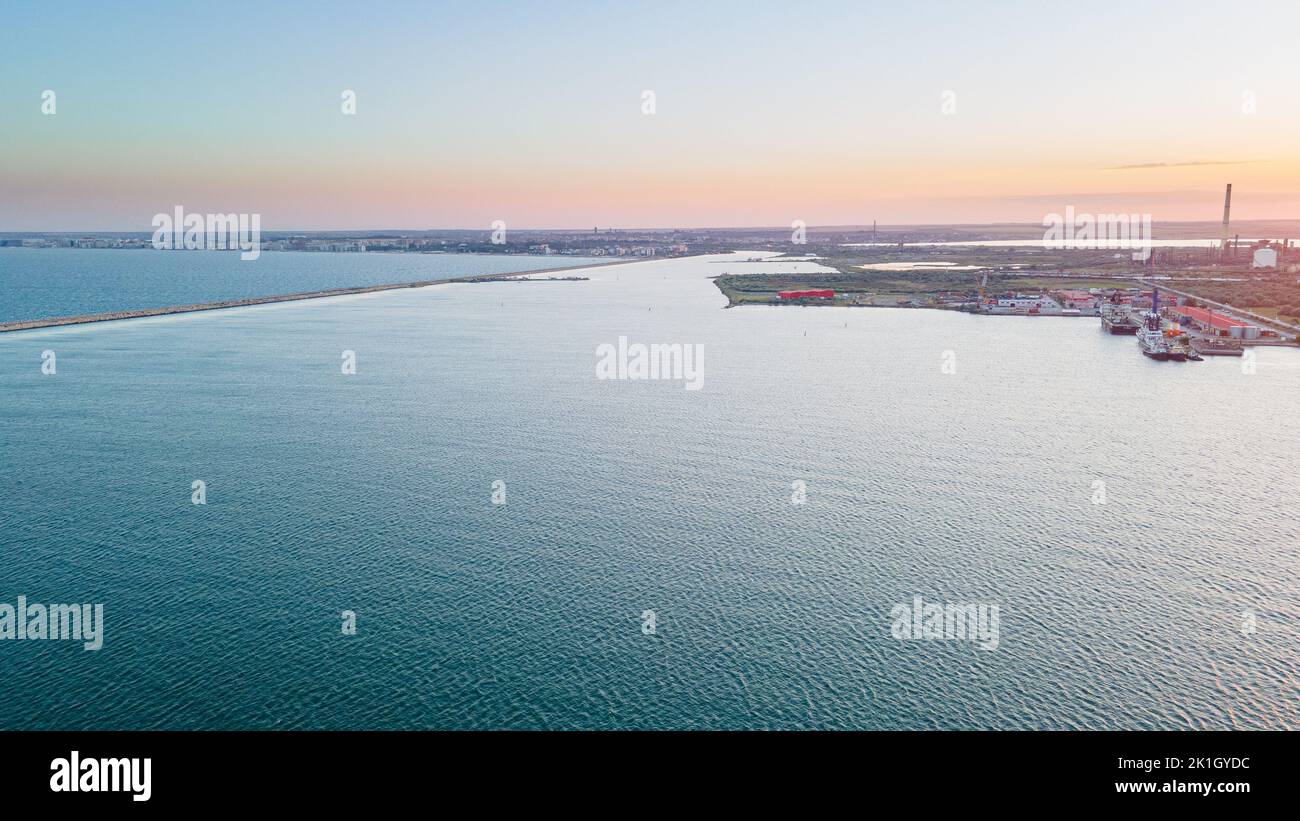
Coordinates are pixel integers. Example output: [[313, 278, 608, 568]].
[[1054, 290, 1101, 314], [778, 289, 834, 300], [994, 295, 1061, 311], [1167, 306, 1261, 340]]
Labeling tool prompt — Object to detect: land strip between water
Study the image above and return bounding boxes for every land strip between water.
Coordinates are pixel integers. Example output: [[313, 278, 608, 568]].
[[0, 258, 645, 334]]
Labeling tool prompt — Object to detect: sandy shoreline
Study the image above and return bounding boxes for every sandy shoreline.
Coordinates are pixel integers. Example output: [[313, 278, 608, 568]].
[[0, 258, 644, 334]]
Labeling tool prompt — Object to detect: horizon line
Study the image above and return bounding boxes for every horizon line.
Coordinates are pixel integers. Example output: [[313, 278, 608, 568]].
[[8, 217, 1300, 235]]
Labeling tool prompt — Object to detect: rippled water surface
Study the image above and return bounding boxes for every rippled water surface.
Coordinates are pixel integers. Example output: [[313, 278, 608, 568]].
[[0, 248, 603, 323], [1, 252, 1296, 729]]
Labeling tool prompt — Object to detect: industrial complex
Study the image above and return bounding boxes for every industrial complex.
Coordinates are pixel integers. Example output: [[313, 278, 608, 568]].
[[715, 183, 1300, 358]]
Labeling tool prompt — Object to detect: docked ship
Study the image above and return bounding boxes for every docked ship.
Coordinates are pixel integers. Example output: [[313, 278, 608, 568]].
[[1137, 321, 1171, 359], [1100, 293, 1140, 334], [1136, 288, 1172, 359], [1165, 332, 1190, 361], [1164, 321, 1200, 361]]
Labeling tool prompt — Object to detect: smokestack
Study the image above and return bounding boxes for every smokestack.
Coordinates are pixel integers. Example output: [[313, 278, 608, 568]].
[[1220, 183, 1232, 255]]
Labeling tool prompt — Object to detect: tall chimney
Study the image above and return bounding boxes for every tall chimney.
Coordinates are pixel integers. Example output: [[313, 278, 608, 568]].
[[1220, 183, 1232, 255]]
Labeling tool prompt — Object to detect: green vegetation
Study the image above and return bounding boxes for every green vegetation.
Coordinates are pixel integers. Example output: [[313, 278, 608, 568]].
[[1246, 306, 1300, 323], [714, 268, 1137, 308], [712, 244, 1150, 306], [1158, 274, 1300, 312], [724, 243, 1300, 317]]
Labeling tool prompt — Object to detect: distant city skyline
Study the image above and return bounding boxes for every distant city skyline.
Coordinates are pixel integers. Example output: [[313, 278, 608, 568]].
[[3, 0, 1299, 230]]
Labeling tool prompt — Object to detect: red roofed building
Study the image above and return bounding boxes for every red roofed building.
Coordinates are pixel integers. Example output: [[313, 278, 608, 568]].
[[778, 289, 834, 300], [1169, 306, 1260, 339], [1054, 289, 1100, 313]]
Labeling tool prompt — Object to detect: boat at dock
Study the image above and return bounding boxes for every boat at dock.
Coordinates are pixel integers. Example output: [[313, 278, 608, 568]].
[[1164, 321, 1199, 362], [1137, 287, 1174, 360], [1100, 293, 1140, 334], [1137, 323, 1171, 359], [1166, 334, 1190, 361]]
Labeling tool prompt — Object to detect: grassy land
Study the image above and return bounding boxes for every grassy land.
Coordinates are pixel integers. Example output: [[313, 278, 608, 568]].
[[1246, 306, 1300, 323], [714, 269, 1138, 308], [1159, 275, 1300, 314], [721, 243, 1300, 313]]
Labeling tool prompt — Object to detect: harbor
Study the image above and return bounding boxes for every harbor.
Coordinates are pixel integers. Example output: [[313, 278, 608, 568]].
[[713, 185, 1300, 369]]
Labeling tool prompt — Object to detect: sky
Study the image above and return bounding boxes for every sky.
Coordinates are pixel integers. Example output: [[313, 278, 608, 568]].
[[2, 0, 1299, 230]]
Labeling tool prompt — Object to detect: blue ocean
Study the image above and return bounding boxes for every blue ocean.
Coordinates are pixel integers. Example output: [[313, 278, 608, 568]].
[[1, 252, 1296, 729], [0, 248, 603, 324]]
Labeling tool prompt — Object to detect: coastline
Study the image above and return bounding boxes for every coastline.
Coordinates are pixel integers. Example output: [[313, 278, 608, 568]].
[[711, 268, 1300, 344], [0, 258, 647, 334]]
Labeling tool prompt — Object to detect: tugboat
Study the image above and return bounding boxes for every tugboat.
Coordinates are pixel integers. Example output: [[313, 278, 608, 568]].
[[1137, 287, 1172, 360], [1101, 292, 1140, 334], [1165, 322, 1199, 361], [1165, 333, 1189, 361]]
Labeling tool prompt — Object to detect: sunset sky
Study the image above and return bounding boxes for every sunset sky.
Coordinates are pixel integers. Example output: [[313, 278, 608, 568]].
[[3, 0, 1299, 230]]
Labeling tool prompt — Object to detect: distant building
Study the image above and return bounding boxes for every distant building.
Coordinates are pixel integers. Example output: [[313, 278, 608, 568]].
[[1055, 289, 1100, 313], [778, 289, 834, 300], [996, 295, 1058, 310], [1252, 247, 1278, 268]]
